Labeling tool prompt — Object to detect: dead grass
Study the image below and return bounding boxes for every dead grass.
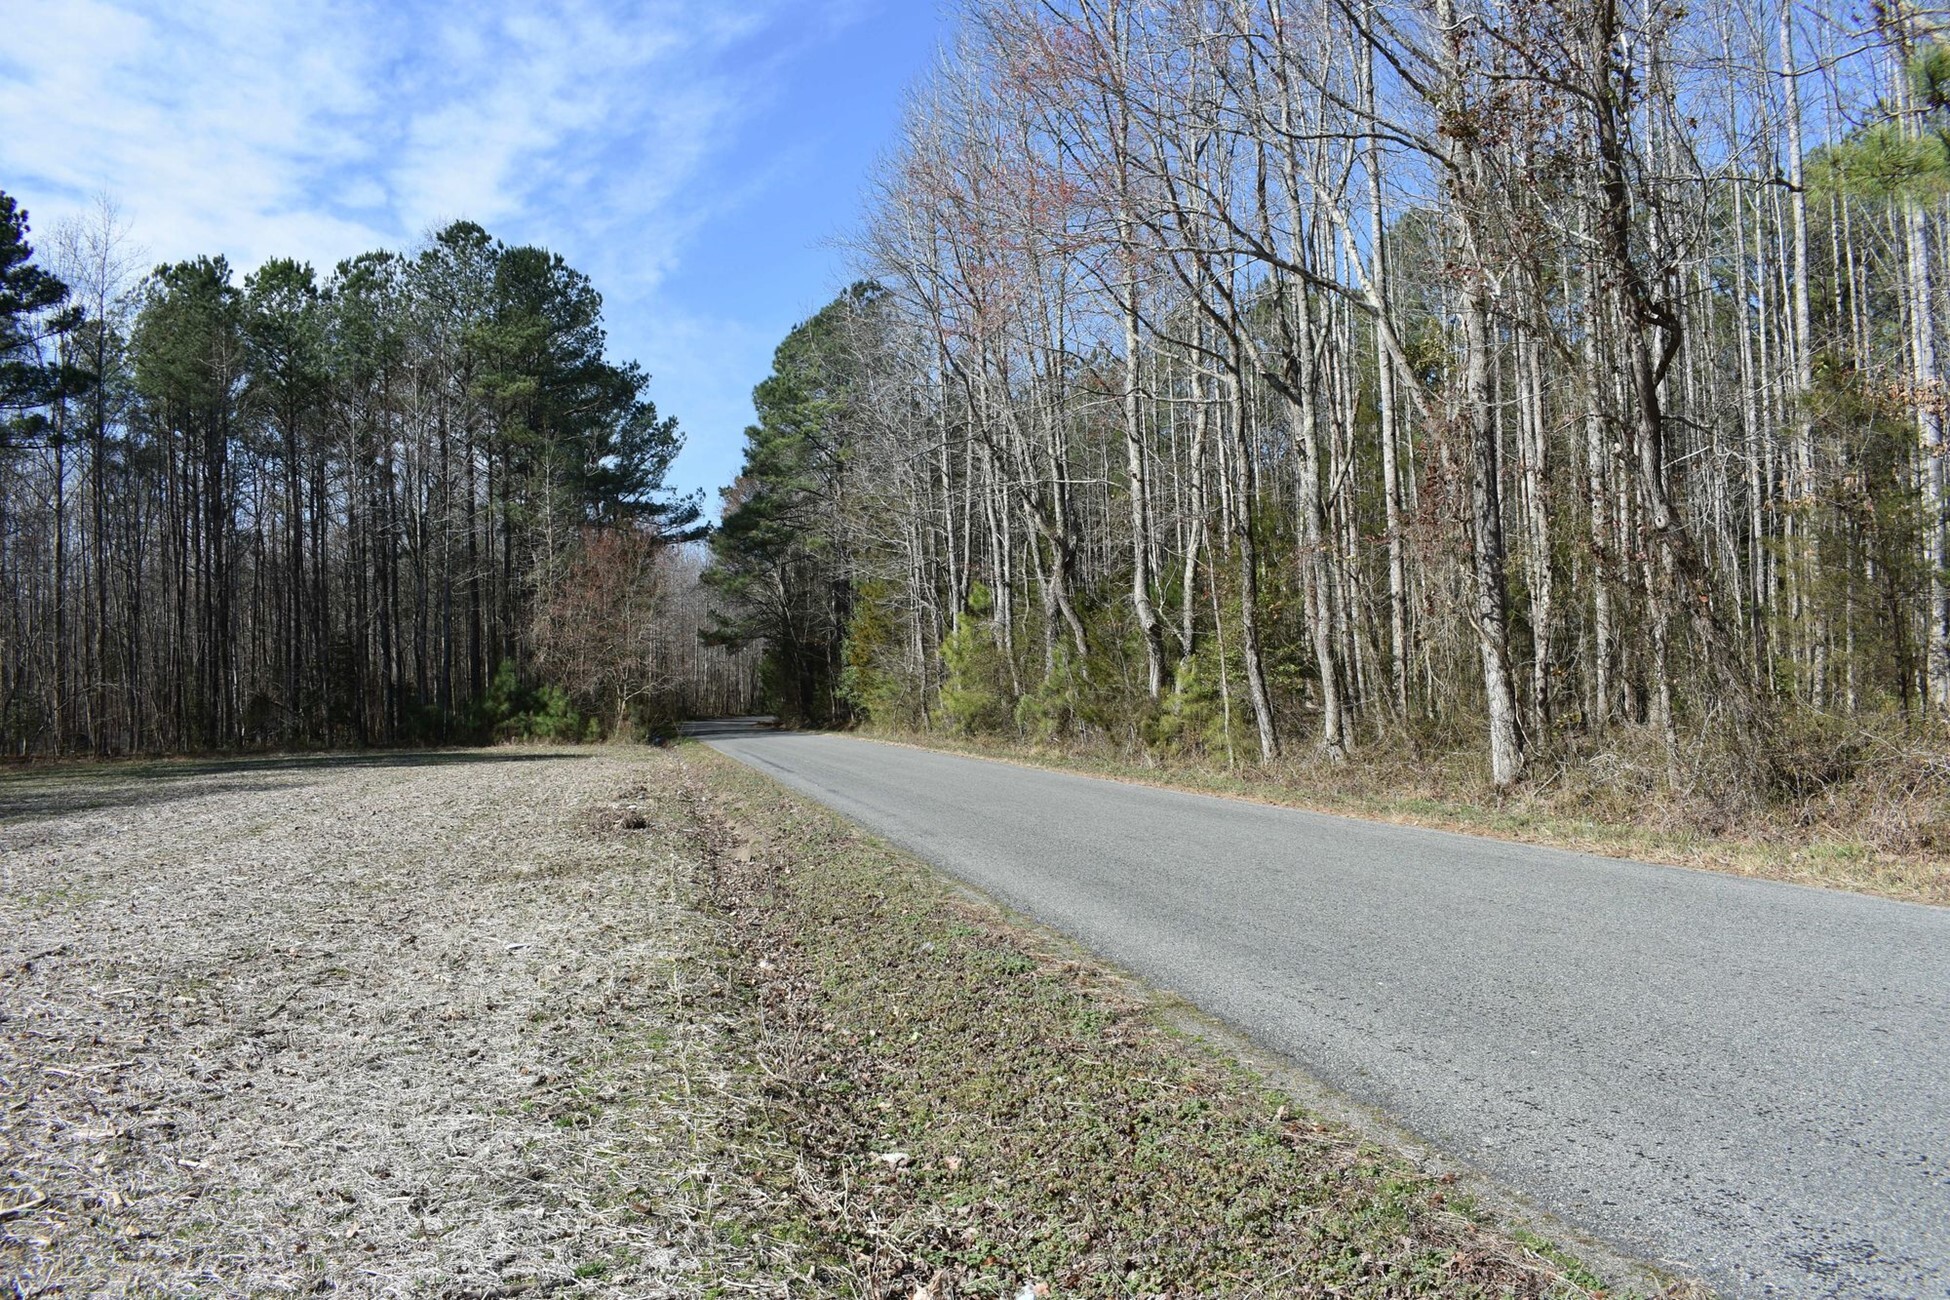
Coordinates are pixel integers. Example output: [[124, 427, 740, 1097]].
[[0, 747, 779, 1298], [852, 725, 1950, 907]]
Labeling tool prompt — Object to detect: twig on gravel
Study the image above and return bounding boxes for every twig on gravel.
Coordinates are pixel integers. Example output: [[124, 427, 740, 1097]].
[[0, 1191, 47, 1221]]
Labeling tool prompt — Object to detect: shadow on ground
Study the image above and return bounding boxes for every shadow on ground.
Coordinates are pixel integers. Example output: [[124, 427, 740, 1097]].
[[679, 717, 779, 741], [0, 749, 588, 825]]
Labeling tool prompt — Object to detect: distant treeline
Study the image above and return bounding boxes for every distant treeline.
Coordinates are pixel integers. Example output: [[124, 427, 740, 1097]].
[[0, 196, 755, 755], [706, 0, 1950, 791]]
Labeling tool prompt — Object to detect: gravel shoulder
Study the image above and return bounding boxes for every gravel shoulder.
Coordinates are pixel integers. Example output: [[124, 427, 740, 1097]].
[[1, 748, 763, 1298]]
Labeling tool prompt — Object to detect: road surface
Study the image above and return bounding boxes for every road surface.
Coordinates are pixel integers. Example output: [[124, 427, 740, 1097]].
[[694, 721, 1950, 1300]]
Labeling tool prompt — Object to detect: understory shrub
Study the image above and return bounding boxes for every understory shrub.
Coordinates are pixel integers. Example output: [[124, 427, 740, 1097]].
[[939, 585, 1012, 735], [478, 660, 598, 743]]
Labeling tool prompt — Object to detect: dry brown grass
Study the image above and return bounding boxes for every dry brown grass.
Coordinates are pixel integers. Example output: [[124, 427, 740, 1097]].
[[0, 748, 775, 1298]]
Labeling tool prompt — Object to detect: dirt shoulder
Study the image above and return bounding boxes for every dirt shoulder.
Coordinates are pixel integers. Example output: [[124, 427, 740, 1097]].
[[841, 729, 1950, 907]]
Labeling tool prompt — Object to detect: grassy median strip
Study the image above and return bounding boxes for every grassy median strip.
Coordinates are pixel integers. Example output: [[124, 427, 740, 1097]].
[[673, 744, 1695, 1299]]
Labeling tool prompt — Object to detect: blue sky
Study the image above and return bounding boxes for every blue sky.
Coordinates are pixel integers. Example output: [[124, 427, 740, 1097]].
[[0, 0, 949, 507]]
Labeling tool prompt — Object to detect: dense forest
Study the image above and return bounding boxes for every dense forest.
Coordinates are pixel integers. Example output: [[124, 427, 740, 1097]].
[[0, 198, 755, 755], [709, 0, 1950, 792], [10, 0, 1950, 791]]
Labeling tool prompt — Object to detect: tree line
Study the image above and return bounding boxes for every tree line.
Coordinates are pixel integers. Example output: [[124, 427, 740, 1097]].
[[708, 0, 1950, 790], [0, 197, 756, 755]]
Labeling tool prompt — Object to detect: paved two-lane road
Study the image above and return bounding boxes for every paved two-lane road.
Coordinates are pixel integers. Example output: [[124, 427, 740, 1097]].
[[696, 722, 1949, 1299]]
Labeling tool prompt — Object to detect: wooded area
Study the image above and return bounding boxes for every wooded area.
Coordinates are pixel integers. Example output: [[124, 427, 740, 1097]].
[[9, 0, 1950, 786], [0, 200, 756, 755], [709, 0, 1950, 792]]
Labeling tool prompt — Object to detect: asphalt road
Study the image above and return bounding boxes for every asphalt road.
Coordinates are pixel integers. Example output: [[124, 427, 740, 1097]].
[[693, 721, 1950, 1300]]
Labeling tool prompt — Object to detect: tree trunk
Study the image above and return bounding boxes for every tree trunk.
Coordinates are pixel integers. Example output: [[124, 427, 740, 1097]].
[[1463, 280, 1525, 787]]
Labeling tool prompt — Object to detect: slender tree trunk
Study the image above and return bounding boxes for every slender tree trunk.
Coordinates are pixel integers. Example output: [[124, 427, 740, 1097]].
[[1909, 205, 1950, 710], [1121, 269, 1166, 696], [1228, 364, 1279, 761], [1463, 279, 1525, 786]]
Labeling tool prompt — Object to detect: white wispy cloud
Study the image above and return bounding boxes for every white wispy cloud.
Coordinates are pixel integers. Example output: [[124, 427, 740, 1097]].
[[0, 0, 814, 280], [0, 0, 899, 497]]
